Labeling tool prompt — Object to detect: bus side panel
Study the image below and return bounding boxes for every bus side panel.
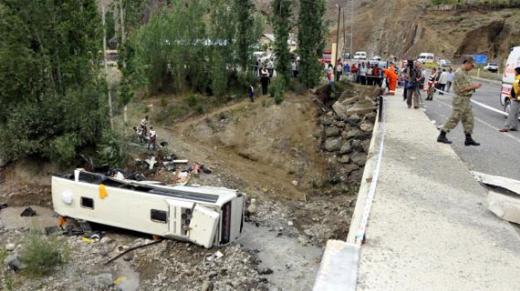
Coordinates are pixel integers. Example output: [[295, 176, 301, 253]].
[[52, 177, 170, 236]]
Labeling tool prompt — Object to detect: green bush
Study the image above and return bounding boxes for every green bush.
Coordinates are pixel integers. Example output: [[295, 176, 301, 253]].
[[21, 234, 69, 277], [47, 134, 79, 166], [96, 130, 127, 168], [270, 77, 286, 105], [186, 94, 199, 107]]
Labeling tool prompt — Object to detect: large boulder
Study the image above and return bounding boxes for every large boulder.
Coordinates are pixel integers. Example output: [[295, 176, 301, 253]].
[[325, 126, 341, 137], [360, 121, 374, 132], [351, 152, 367, 166], [332, 101, 348, 120], [324, 138, 342, 152], [338, 155, 351, 164], [351, 139, 363, 150], [346, 129, 362, 140], [339, 141, 353, 154]]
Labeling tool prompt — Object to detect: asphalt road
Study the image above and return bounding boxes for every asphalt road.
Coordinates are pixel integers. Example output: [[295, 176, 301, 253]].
[[420, 80, 520, 181]]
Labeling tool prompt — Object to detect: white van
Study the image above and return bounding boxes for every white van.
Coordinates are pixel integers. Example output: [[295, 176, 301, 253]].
[[417, 53, 435, 64], [500, 46, 520, 113], [353, 51, 367, 60]]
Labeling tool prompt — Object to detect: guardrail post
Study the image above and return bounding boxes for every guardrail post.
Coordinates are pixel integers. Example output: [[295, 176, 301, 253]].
[[377, 95, 383, 122]]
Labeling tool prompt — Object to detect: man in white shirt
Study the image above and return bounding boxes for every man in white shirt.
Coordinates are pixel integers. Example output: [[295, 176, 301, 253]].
[[446, 68, 455, 93], [437, 69, 449, 95]]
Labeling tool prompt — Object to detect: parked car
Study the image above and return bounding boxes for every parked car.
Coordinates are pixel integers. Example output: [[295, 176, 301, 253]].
[[500, 47, 520, 115], [484, 63, 499, 73], [353, 51, 367, 60], [439, 59, 451, 67], [371, 55, 382, 61], [417, 53, 435, 64]]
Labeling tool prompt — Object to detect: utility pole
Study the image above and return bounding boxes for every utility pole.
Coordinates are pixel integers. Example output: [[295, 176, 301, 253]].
[[102, 5, 114, 130], [350, 0, 354, 56], [119, 0, 128, 125], [342, 9, 346, 58], [334, 4, 341, 67], [119, 0, 125, 46]]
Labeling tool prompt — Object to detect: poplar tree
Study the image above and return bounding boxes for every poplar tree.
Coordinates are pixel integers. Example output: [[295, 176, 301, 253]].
[[298, 0, 326, 88], [0, 0, 109, 164], [272, 0, 292, 85], [234, 0, 255, 73]]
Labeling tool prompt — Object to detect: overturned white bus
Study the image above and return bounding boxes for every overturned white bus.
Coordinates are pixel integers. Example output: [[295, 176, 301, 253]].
[[52, 169, 245, 248]]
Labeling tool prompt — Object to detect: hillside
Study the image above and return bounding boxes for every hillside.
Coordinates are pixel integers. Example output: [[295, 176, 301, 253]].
[[344, 0, 520, 61], [257, 0, 520, 62]]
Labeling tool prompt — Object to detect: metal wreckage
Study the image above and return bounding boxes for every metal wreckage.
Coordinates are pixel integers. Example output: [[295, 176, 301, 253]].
[[52, 169, 245, 248]]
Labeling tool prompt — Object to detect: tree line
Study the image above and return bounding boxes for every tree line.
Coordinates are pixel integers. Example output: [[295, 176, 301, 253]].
[[0, 0, 327, 166]]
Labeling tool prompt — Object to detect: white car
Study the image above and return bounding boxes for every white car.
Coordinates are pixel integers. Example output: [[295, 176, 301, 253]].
[[484, 63, 499, 73], [439, 59, 451, 67], [353, 51, 367, 60], [371, 56, 382, 61], [417, 53, 435, 64]]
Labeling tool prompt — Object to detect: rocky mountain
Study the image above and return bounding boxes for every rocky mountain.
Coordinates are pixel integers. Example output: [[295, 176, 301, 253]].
[[259, 0, 520, 62]]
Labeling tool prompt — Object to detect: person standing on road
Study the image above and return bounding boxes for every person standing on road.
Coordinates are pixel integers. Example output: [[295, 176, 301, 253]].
[[344, 62, 351, 81], [359, 63, 367, 85], [499, 67, 520, 133], [426, 68, 437, 101], [437, 69, 449, 95], [403, 61, 422, 108], [384, 63, 398, 95], [335, 59, 343, 82], [351, 63, 358, 83], [437, 58, 482, 146], [446, 68, 455, 93]]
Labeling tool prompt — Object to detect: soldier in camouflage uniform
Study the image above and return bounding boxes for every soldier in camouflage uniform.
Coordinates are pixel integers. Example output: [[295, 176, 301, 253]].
[[437, 58, 482, 146]]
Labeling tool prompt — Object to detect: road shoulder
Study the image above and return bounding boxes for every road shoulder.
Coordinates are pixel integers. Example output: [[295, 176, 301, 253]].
[[357, 92, 520, 290]]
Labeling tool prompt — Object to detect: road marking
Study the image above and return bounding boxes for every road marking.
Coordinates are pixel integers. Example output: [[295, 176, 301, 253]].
[[432, 99, 520, 145], [434, 87, 520, 119], [470, 99, 507, 116]]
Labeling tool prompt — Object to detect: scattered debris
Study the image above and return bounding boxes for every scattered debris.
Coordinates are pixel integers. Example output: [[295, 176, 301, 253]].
[[473, 171, 520, 196], [5, 243, 16, 251], [258, 268, 274, 275], [93, 273, 114, 289], [145, 156, 157, 170], [105, 239, 163, 265], [487, 191, 520, 224], [206, 250, 224, 262], [20, 207, 37, 217], [4, 254, 22, 272]]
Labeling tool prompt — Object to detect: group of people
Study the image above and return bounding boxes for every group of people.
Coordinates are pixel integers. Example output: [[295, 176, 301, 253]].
[[426, 67, 455, 100], [133, 115, 157, 151], [328, 60, 389, 88], [253, 57, 301, 99]]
